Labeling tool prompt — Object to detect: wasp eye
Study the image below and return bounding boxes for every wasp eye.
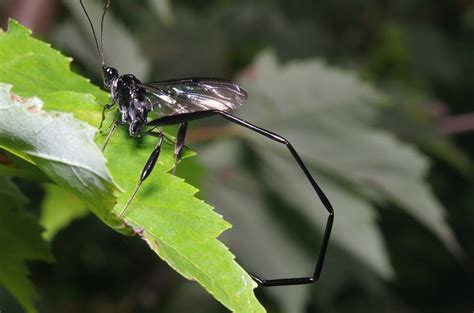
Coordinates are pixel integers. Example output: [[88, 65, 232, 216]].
[[102, 66, 118, 87]]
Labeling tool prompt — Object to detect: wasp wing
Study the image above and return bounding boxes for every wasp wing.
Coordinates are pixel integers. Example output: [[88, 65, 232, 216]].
[[143, 78, 248, 116]]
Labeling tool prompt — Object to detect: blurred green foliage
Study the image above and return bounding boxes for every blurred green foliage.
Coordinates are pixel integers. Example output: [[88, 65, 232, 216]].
[[1, 0, 474, 312]]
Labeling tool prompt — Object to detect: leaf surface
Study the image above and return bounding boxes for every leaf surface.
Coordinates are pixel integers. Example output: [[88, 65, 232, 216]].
[[0, 83, 118, 227], [0, 20, 264, 312]]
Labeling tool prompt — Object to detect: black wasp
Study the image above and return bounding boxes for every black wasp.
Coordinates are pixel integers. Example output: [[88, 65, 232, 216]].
[[80, 0, 334, 287]]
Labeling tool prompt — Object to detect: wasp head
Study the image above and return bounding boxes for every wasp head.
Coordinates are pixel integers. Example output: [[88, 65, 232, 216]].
[[102, 66, 119, 89]]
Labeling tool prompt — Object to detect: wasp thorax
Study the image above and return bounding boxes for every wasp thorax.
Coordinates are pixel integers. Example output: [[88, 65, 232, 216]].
[[102, 66, 119, 88], [129, 122, 142, 137]]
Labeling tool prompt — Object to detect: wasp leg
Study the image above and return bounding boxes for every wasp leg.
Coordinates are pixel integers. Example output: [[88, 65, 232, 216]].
[[101, 121, 117, 152], [99, 103, 116, 132], [172, 122, 188, 175], [216, 111, 334, 287], [120, 129, 164, 217], [147, 110, 217, 126], [145, 128, 178, 146], [147, 110, 334, 287]]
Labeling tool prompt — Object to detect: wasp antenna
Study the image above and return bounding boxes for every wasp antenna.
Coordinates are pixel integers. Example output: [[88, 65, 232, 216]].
[[100, 0, 111, 66], [79, 0, 105, 65]]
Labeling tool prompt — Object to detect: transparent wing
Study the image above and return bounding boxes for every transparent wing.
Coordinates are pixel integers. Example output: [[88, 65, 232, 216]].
[[143, 78, 248, 116]]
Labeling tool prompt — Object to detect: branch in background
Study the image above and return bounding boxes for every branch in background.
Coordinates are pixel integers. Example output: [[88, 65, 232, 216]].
[[5, 0, 57, 35], [429, 102, 474, 135], [440, 113, 474, 135]]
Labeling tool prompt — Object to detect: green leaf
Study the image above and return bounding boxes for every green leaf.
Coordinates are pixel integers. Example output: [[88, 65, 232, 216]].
[[103, 128, 264, 312], [0, 177, 53, 313], [0, 82, 119, 228], [39, 184, 89, 241], [0, 20, 264, 312]]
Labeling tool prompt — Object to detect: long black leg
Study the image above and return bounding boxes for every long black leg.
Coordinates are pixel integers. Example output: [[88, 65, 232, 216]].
[[146, 130, 182, 147], [172, 122, 188, 174], [101, 121, 117, 151], [147, 110, 217, 126], [98, 103, 115, 131], [147, 110, 335, 287], [101, 111, 121, 152], [119, 129, 164, 216], [218, 111, 334, 287], [103, 115, 117, 134]]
